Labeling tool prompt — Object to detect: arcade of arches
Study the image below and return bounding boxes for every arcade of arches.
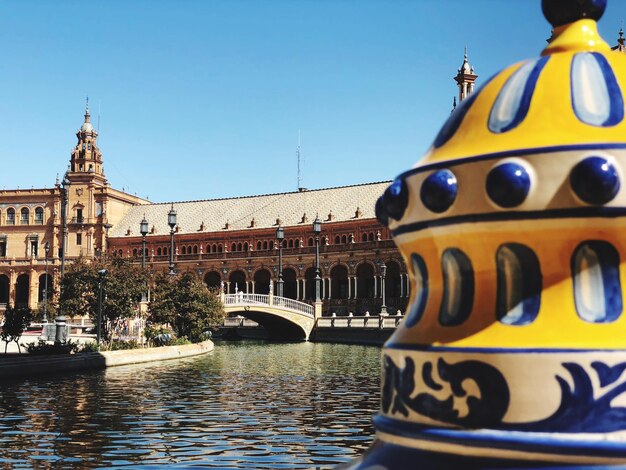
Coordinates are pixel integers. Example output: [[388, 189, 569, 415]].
[[202, 258, 409, 315], [0, 271, 54, 310]]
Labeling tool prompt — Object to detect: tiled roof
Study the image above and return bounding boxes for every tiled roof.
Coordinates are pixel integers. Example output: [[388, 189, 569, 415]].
[[110, 181, 390, 237]]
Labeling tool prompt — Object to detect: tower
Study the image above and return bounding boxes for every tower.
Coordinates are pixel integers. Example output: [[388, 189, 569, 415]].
[[69, 98, 105, 182], [612, 27, 626, 53], [454, 47, 478, 102]]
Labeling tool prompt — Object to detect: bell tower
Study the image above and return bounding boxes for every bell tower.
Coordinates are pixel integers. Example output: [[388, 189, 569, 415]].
[[69, 98, 105, 183], [454, 47, 478, 102]]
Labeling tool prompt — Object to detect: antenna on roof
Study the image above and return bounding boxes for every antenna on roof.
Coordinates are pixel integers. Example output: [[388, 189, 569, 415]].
[[297, 129, 305, 191]]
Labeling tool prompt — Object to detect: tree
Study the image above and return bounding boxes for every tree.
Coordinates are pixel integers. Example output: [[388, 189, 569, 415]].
[[149, 271, 225, 342], [60, 257, 148, 341], [1, 305, 34, 353]]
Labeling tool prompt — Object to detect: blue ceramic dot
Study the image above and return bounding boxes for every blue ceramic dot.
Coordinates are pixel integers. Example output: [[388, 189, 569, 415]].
[[382, 178, 409, 221], [375, 196, 389, 226], [542, 0, 606, 28], [420, 169, 458, 213], [486, 162, 531, 208], [570, 156, 620, 205]]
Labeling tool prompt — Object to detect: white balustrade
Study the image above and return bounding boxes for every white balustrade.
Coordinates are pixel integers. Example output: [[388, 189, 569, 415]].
[[223, 293, 313, 317]]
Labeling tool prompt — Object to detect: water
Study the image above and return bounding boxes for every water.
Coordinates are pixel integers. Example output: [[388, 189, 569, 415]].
[[0, 341, 381, 468]]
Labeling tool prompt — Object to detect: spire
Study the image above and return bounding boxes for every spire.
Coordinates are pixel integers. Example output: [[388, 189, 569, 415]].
[[612, 25, 626, 53], [454, 47, 478, 102], [81, 96, 94, 133]]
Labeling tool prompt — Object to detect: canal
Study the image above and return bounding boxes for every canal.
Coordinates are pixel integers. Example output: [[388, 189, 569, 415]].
[[0, 341, 381, 468]]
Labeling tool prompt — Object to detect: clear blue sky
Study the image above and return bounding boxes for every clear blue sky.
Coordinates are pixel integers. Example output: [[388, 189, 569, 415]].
[[1, 0, 626, 202]]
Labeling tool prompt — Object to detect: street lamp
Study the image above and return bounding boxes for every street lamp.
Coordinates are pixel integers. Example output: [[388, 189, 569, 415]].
[[43, 242, 50, 323], [379, 261, 388, 315], [103, 222, 112, 259], [140, 216, 149, 301], [313, 216, 322, 302], [276, 226, 284, 297], [97, 269, 107, 345], [168, 204, 177, 275], [60, 173, 69, 279]]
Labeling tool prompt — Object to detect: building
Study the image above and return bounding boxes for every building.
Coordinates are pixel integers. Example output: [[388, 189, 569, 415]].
[[0, 102, 148, 310], [0, 47, 495, 317]]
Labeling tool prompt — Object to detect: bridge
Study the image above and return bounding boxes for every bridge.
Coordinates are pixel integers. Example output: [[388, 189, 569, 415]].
[[221, 292, 319, 340]]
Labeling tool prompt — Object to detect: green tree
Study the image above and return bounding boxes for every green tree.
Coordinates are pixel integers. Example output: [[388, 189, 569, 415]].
[[1, 305, 34, 353], [149, 271, 225, 342], [59, 257, 148, 341]]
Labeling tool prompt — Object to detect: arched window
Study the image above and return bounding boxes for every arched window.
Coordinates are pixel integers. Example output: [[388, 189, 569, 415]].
[[263, 241, 268, 250], [335, 235, 341, 244], [231, 243, 237, 252], [341, 235, 347, 244], [295, 239, 300, 248], [361, 233, 368, 242], [439, 248, 474, 326], [133, 248, 138, 257], [282, 240, 287, 248], [218, 244, 223, 253], [356, 263, 375, 298], [237, 242, 243, 251], [321, 236, 327, 245], [368, 232, 375, 242], [288, 240, 294, 248], [20, 207, 29, 225], [243, 242, 248, 251], [308, 237, 314, 247], [204, 271, 221, 289], [157, 247, 162, 256], [34, 207, 44, 224], [572, 240, 622, 323], [193, 245, 198, 254], [254, 269, 271, 295], [331, 265, 349, 299], [385, 261, 402, 298], [257, 241, 262, 250], [229, 270, 247, 293], [496, 244, 542, 325], [163, 246, 168, 256], [269, 241, 274, 250], [6, 208, 15, 225], [406, 254, 428, 327]]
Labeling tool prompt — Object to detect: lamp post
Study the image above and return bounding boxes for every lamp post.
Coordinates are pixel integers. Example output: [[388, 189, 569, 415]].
[[60, 173, 69, 279], [379, 261, 388, 315], [140, 216, 149, 301], [168, 205, 177, 275], [276, 226, 284, 297], [103, 222, 112, 259], [43, 242, 50, 323], [313, 216, 322, 302], [97, 269, 107, 346]]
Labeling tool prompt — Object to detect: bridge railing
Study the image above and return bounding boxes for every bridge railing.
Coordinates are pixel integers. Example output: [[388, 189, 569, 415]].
[[223, 293, 314, 317], [316, 314, 403, 329]]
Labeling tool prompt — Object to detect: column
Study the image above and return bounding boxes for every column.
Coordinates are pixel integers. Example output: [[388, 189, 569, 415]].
[[374, 275, 378, 298], [400, 274, 405, 298], [328, 278, 332, 300], [29, 269, 39, 310], [322, 278, 326, 299], [347, 276, 352, 299], [9, 270, 16, 305], [251, 281, 255, 294], [296, 279, 301, 300]]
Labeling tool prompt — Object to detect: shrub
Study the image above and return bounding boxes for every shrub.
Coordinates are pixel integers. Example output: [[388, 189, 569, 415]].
[[23, 339, 79, 355]]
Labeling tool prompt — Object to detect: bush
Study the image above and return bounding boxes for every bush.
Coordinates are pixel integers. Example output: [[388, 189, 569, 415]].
[[109, 340, 141, 350], [80, 341, 100, 353], [23, 340, 80, 355]]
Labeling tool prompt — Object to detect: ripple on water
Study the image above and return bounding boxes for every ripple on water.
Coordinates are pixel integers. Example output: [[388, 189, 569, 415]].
[[0, 341, 380, 468]]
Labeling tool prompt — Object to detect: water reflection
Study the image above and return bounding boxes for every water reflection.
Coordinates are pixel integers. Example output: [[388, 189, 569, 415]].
[[0, 341, 380, 468]]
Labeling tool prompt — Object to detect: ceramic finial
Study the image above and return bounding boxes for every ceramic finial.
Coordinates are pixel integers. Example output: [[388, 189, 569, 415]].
[[542, 0, 606, 28]]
